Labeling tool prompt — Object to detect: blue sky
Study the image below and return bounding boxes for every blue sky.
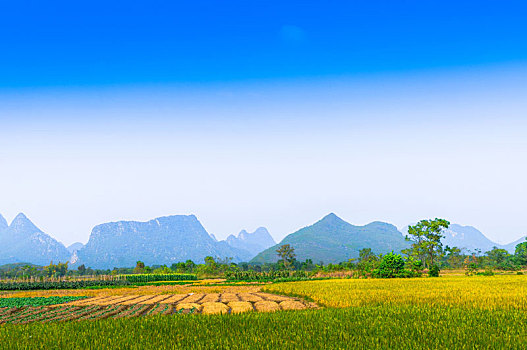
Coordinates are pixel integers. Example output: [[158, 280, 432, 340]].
[[1, 1, 527, 246], [1, 1, 527, 86]]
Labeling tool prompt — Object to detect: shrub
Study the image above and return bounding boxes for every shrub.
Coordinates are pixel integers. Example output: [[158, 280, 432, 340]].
[[124, 274, 197, 283], [428, 265, 440, 277], [225, 270, 309, 281], [372, 253, 406, 278], [0, 280, 129, 291], [476, 267, 494, 276]]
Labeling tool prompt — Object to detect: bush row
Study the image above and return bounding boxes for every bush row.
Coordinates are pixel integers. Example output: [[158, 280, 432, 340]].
[[0, 280, 130, 291], [225, 270, 309, 281], [124, 274, 197, 283], [0, 296, 87, 308]]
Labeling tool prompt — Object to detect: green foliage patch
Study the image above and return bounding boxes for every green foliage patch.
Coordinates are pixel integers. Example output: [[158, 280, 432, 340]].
[[0, 296, 86, 308], [225, 270, 309, 281], [0, 280, 130, 291], [124, 274, 197, 283]]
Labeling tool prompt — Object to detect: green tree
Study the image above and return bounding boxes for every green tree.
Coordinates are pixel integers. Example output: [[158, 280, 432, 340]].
[[464, 254, 479, 276], [185, 260, 196, 273], [514, 238, 527, 266], [77, 264, 86, 275], [44, 261, 68, 277], [405, 256, 423, 274], [276, 244, 296, 270], [406, 218, 450, 268], [357, 248, 379, 275], [444, 246, 464, 268], [377, 252, 405, 277], [133, 261, 145, 274], [485, 247, 510, 268], [153, 265, 172, 274], [301, 259, 315, 271], [201, 256, 218, 275]]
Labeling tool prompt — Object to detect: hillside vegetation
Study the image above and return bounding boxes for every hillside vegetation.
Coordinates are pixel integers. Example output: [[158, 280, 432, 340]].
[[252, 213, 410, 264]]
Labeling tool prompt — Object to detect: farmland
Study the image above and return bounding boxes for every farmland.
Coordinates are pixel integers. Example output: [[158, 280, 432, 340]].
[[264, 275, 527, 310], [0, 292, 314, 325], [0, 275, 526, 349]]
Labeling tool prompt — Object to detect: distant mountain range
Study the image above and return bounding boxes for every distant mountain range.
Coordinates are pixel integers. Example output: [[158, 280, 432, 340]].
[[251, 213, 410, 264], [226, 227, 276, 259], [67, 242, 84, 254], [0, 213, 70, 266], [0, 212, 524, 268], [73, 215, 254, 269], [400, 224, 525, 254]]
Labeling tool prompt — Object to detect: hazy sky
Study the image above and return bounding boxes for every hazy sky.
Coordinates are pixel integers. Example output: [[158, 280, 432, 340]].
[[1, 1, 526, 245]]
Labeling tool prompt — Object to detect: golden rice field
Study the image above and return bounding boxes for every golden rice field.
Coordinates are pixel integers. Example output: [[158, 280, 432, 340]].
[[264, 275, 527, 310]]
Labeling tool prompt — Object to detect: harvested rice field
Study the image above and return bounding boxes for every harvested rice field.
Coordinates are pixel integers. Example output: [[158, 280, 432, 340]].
[[0, 292, 316, 324]]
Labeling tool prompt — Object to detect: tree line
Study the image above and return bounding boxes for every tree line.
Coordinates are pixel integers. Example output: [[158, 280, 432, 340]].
[[2, 218, 526, 279]]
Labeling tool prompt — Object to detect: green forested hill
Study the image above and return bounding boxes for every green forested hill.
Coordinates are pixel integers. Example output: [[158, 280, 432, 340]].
[[251, 213, 410, 264]]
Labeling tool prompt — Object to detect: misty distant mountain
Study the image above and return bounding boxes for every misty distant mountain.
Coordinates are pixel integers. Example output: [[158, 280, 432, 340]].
[[400, 224, 524, 254], [0, 213, 71, 266], [67, 242, 84, 254], [2, 211, 524, 268], [0, 214, 8, 231], [75, 215, 253, 269], [226, 227, 276, 259], [251, 213, 410, 264], [502, 236, 527, 253], [443, 224, 500, 253]]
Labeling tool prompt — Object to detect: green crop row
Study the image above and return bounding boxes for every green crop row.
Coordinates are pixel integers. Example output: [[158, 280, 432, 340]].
[[124, 274, 197, 283], [0, 280, 130, 291], [0, 296, 87, 308], [225, 270, 310, 281]]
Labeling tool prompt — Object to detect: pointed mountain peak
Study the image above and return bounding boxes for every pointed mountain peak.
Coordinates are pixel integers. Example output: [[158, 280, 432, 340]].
[[15, 212, 27, 218], [12, 212, 30, 224], [0, 213, 7, 230], [319, 212, 345, 224], [238, 229, 249, 239], [10, 213, 39, 231], [254, 227, 270, 234], [236, 227, 273, 241]]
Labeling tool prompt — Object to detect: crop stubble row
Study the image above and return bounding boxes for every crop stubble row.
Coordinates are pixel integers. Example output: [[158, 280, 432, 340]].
[[0, 292, 313, 324]]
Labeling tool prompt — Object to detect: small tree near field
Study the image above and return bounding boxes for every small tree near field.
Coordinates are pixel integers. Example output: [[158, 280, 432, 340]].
[[514, 238, 527, 267], [375, 252, 405, 278], [357, 248, 379, 275], [134, 261, 145, 274], [443, 246, 464, 268], [276, 244, 296, 270], [406, 218, 450, 270]]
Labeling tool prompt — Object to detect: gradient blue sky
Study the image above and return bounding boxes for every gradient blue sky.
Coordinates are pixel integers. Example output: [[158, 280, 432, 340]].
[[1, 1, 526, 246]]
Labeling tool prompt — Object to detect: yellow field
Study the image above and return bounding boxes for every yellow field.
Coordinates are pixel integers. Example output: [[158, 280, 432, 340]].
[[264, 275, 527, 310]]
